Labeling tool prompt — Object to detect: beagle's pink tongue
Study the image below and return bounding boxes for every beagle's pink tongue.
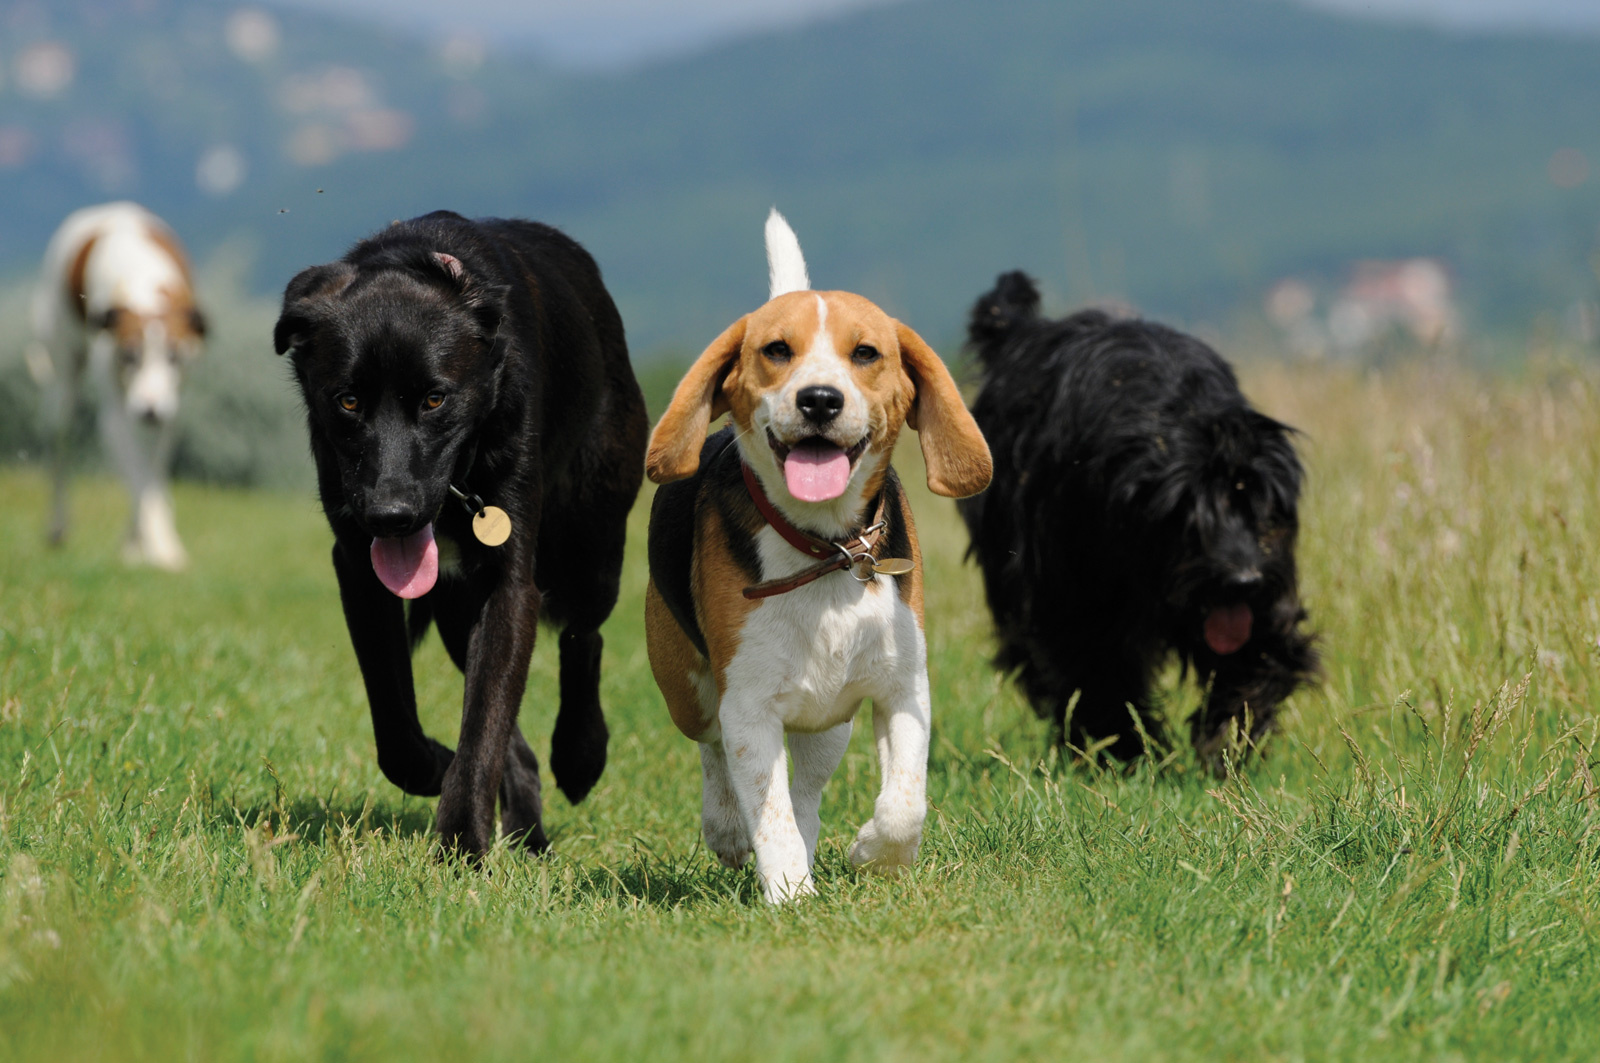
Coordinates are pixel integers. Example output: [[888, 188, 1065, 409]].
[[783, 440, 852, 502], [370, 523, 438, 599], [1204, 603, 1253, 655]]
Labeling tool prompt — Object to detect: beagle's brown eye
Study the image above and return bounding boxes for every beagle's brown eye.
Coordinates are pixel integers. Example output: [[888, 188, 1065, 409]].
[[762, 340, 792, 363], [338, 393, 359, 412], [424, 392, 445, 410], [852, 344, 881, 365]]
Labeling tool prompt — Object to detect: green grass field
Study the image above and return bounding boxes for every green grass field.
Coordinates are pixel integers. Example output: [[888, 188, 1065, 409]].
[[3, 359, 1599, 1061]]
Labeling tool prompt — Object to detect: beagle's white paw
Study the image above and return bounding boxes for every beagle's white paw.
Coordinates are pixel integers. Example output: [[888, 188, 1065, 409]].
[[848, 819, 920, 872], [760, 870, 816, 904]]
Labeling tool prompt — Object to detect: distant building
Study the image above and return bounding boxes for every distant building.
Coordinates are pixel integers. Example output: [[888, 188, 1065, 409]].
[[1266, 258, 1458, 357]]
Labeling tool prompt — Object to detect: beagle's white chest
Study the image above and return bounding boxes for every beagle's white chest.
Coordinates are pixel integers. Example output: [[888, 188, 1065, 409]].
[[720, 526, 923, 734]]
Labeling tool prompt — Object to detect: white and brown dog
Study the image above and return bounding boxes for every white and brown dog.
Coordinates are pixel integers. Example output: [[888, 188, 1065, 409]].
[[644, 210, 992, 903], [29, 202, 206, 569]]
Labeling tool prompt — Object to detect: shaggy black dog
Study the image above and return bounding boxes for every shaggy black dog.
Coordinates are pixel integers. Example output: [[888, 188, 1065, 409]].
[[275, 211, 647, 857], [958, 272, 1316, 772]]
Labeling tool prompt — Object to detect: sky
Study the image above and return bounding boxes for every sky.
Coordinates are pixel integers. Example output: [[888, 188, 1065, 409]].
[[269, 0, 1600, 68]]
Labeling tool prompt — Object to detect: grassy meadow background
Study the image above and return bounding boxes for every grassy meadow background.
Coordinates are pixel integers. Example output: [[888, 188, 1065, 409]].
[[3, 338, 1600, 1059]]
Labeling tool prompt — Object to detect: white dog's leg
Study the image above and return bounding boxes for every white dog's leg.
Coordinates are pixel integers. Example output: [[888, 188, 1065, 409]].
[[699, 740, 751, 869], [720, 703, 812, 903], [98, 400, 186, 570], [98, 398, 152, 564], [139, 417, 187, 570], [44, 349, 78, 547], [136, 486, 187, 571], [788, 719, 852, 868], [849, 677, 931, 874]]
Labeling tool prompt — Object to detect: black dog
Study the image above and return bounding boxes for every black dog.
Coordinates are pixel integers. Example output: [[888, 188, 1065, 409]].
[[958, 272, 1316, 772], [274, 211, 647, 856]]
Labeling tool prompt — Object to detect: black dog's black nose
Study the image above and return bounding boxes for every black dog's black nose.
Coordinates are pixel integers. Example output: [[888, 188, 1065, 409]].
[[366, 501, 420, 537], [796, 385, 844, 425]]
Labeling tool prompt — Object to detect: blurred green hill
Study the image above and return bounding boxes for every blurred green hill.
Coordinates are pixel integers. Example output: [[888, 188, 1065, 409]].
[[2, 0, 1598, 354]]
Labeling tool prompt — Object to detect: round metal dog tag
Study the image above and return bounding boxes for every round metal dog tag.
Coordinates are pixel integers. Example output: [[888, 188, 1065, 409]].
[[473, 506, 513, 547], [872, 558, 914, 576]]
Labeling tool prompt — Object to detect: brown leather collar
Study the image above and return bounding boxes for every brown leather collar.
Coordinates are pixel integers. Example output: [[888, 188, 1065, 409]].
[[740, 462, 911, 599]]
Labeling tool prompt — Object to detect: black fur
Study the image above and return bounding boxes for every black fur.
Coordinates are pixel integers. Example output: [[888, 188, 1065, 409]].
[[958, 272, 1317, 773], [275, 211, 647, 856]]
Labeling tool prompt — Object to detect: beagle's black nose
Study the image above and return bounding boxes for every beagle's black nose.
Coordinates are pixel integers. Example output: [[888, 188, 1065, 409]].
[[796, 385, 844, 425]]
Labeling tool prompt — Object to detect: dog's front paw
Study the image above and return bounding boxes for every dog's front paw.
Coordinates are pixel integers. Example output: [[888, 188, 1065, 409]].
[[435, 777, 496, 863], [760, 870, 816, 904], [499, 741, 548, 854], [848, 819, 920, 873]]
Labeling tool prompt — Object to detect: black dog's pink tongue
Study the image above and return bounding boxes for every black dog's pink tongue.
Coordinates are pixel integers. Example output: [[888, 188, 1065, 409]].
[[1204, 603, 1253, 655], [371, 523, 438, 599]]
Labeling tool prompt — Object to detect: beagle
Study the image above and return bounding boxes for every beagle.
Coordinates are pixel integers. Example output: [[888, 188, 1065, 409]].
[[644, 210, 992, 903], [29, 202, 206, 569]]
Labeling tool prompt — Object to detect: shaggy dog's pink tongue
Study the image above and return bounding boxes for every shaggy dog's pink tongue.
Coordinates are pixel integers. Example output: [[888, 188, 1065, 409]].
[[783, 439, 852, 502], [370, 523, 438, 599], [1204, 603, 1253, 655]]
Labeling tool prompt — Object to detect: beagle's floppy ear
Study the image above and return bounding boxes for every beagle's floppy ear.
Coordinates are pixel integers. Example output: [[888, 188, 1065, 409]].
[[646, 316, 747, 484], [897, 322, 993, 498]]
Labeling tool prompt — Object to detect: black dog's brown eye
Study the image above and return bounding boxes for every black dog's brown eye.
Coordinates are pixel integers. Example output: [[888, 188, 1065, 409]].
[[852, 344, 880, 365], [762, 340, 792, 362], [338, 393, 359, 412], [424, 392, 445, 410]]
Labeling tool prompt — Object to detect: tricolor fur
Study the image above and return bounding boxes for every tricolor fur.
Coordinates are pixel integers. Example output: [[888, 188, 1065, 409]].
[[644, 209, 991, 903], [31, 202, 206, 569]]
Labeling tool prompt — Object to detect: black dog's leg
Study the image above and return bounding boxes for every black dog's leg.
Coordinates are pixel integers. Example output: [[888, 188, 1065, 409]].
[[550, 627, 609, 804], [1067, 685, 1160, 762], [332, 542, 454, 795], [1192, 622, 1316, 775], [499, 726, 549, 852], [540, 468, 631, 805], [436, 577, 540, 859], [434, 574, 549, 851], [1058, 646, 1166, 764]]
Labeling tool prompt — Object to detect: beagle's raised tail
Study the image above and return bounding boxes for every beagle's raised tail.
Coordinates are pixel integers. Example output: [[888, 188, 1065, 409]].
[[765, 207, 809, 300]]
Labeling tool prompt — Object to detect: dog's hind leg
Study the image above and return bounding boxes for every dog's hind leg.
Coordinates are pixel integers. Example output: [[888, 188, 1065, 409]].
[[41, 337, 80, 547], [699, 739, 751, 869], [789, 720, 852, 868], [550, 627, 610, 804], [1056, 643, 1166, 762], [541, 492, 629, 805]]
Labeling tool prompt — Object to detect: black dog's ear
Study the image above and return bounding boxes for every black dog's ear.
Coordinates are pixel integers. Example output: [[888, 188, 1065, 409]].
[[274, 262, 355, 355], [428, 252, 508, 339]]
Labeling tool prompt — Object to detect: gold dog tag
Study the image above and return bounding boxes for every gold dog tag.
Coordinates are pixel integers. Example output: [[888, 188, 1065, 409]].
[[473, 506, 513, 547], [873, 558, 914, 576]]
